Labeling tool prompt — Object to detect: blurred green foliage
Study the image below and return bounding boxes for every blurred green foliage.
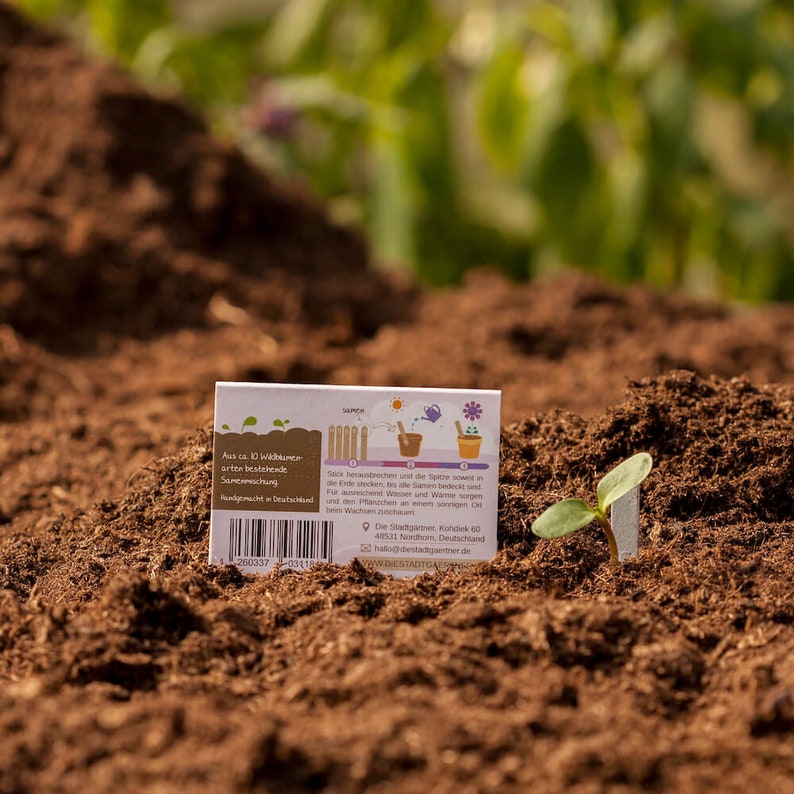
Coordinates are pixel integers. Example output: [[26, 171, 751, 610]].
[[15, 0, 794, 300]]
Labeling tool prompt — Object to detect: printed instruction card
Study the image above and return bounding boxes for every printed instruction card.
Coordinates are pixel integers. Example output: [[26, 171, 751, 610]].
[[209, 383, 501, 577]]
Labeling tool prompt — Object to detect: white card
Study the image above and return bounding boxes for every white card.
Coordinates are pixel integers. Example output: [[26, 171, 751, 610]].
[[209, 383, 501, 577]]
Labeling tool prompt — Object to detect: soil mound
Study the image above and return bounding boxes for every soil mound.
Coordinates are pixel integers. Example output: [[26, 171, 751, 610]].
[[332, 269, 794, 418], [501, 369, 794, 537], [0, 2, 410, 351]]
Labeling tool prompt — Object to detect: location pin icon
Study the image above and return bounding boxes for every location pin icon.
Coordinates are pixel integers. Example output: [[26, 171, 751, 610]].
[[362, 522, 370, 532]]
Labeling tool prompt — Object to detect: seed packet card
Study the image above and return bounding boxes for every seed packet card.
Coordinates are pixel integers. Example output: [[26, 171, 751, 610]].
[[209, 383, 501, 577]]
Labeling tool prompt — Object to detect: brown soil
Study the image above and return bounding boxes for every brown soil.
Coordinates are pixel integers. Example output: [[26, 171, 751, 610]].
[[1, 4, 794, 792]]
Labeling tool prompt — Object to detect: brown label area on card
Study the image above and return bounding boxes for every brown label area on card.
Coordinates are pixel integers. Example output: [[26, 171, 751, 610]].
[[212, 428, 322, 512]]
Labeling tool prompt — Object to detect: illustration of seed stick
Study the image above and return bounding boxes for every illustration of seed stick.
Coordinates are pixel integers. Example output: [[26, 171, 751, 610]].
[[455, 420, 465, 437], [397, 421, 409, 445]]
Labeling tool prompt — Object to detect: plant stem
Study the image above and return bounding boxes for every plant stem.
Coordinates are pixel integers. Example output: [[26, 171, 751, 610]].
[[595, 514, 620, 568]]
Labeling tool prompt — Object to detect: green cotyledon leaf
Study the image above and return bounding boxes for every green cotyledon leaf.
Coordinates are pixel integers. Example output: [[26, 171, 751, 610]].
[[596, 452, 653, 511], [531, 498, 596, 539]]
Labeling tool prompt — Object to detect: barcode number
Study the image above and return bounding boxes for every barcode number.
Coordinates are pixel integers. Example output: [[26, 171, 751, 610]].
[[228, 518, 334, 562]]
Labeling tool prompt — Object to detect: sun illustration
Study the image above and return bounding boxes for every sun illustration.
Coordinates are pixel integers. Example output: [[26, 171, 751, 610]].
[[389, 397, 406, 413]]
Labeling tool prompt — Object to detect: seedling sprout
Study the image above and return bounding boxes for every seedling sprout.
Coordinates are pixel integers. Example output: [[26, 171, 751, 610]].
[[531, 452, 653, 567]]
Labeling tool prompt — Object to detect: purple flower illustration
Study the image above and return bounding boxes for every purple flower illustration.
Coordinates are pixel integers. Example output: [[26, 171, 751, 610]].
[[463, 401, 482, 421]]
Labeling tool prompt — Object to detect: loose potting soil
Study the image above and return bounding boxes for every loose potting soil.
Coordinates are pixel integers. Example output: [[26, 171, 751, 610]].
[[1, 4, 794, 792]]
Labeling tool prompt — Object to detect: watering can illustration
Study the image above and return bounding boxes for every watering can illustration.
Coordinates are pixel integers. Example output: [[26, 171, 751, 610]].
[[422, 404, 442, 423]]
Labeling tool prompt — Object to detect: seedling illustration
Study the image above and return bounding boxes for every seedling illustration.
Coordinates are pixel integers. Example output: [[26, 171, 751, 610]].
[[273, 418, 290, 429], [531, 452, 653, 567], [221, 416, 258, 433]]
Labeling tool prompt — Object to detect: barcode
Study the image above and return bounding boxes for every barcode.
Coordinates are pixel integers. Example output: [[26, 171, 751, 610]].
[[228, 518, 334, 562]]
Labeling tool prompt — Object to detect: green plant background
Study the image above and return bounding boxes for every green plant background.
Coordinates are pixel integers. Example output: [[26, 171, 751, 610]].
[[16, 0, 794, 301]]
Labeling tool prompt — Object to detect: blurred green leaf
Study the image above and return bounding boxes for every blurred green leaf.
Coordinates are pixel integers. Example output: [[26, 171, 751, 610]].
[[531, 116, 596, 246], [262, 0, 331, 68], [476, 42, 529, 174], [644, 60, 695, 174]]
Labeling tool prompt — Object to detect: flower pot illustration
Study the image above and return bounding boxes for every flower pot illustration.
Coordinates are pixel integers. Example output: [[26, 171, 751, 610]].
[[457, 434, 482, 459], [398, 432, 423, 458]]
